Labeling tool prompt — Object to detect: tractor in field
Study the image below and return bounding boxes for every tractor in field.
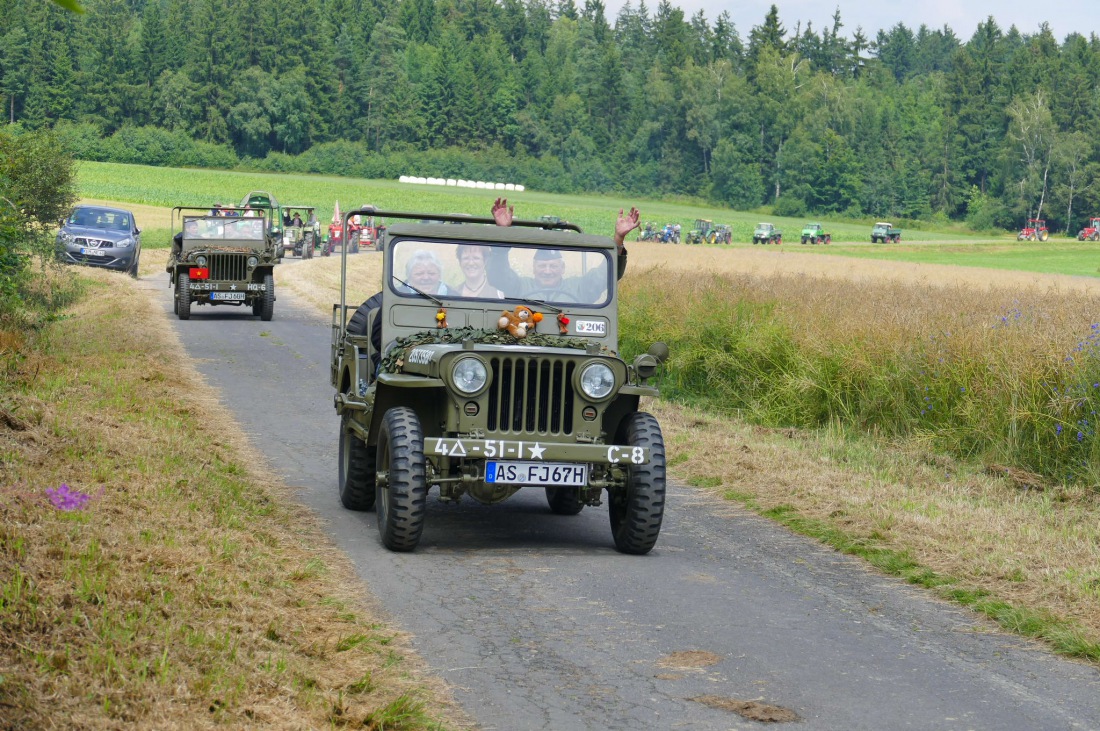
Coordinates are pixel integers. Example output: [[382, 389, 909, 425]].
[[800, 222, 831, 245], [871, 222, 901, 243], [1017, 219, 1049, 242], [712, 224, 732, 244], [686, 219, 713, 244], [1077, 218, 1100, 241], [752, 222, 782, 245]]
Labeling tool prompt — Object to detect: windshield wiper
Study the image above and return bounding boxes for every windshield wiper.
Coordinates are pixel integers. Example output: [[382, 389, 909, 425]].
[[512, 297, 562, 314], [393, 277, 444, 306]]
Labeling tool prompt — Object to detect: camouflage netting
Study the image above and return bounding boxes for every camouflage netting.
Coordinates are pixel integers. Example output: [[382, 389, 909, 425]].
[[381, 327, 615, 374]]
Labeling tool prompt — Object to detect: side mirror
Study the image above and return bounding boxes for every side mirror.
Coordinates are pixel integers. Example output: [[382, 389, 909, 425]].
[[134, 227, 141, 235]]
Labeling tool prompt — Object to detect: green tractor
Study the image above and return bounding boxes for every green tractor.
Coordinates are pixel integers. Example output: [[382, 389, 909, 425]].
[[800, 222, 831, 245], [686, 219, 713, 245], [238, 190, 285, 257], [871, 222, 901, 244], [752, 222, 782, 245]]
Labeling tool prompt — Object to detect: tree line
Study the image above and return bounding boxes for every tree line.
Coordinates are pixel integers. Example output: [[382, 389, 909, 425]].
[[3, 0, 1100, 231]]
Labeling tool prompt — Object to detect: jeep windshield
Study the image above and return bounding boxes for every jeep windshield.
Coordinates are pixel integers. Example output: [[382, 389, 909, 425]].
[[182, 216, 266, 242], [389, 238, 612, 307]]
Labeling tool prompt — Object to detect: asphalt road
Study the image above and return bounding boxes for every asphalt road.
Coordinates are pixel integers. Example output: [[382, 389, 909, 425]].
[[147, 270, 1100, 731]]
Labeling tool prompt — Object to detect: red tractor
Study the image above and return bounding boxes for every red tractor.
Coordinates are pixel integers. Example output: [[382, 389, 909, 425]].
[[1077, 217, 1100, 241], [1017, 218, 1049, 242]]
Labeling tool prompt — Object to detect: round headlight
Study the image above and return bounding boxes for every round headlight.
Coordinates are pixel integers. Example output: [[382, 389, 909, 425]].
[[580, 363, 615, 400], [452, 357, 488, 394], [195, 255, 207, 266], [247, 256, 259, 268]]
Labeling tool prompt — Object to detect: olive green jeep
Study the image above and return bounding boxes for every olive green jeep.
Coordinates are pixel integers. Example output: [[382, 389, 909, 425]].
[[330, 208, 669, 554], [167, 207, 279, 321]]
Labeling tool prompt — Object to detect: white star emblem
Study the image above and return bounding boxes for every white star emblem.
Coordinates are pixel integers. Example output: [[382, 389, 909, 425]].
[[230, 284, 237, 290], [528, 443, 546, 459]]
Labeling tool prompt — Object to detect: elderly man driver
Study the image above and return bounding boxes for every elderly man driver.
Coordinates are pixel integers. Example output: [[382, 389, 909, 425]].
[[487, 199, 639, 302]]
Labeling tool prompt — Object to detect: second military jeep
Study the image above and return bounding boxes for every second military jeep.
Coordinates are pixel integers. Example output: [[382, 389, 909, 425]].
[[331, 208, 669, 554], [167, 207, 280, 321]]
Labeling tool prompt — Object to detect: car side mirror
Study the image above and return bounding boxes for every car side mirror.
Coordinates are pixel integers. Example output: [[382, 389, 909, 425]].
[[134, 228, 141, 235]]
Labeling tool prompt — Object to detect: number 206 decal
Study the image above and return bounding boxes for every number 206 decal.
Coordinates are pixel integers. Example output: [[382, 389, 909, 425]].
[[573, 320, 606, 335]]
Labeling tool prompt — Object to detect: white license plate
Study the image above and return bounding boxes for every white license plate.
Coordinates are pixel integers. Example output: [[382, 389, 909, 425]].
[[485, 461, 587, 486], [80, 248, 106, 256], [210, 292, 245, 301]]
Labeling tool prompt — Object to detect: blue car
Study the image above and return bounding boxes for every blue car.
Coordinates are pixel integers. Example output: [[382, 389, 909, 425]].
[[56, 205, 142, 277]]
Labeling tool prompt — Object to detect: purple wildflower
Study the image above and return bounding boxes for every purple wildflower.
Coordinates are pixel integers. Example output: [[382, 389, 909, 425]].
[[45, 484, 94, 512], [1056, 424, 1064, 435]]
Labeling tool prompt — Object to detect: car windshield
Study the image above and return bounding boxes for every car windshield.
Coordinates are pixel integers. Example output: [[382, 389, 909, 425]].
[[70, 208, 130, 231], [182, 216, 266, 241], [389, 238, 612, 307]]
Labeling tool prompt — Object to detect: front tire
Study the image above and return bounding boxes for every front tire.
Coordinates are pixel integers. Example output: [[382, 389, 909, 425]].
[[545, 487, 584, 515], [259, 273, 275, 321], [339, 411, 376, 510], [609, 412, 666, 555], [376, 407, 427, 552], [177, 272, 191, 320]]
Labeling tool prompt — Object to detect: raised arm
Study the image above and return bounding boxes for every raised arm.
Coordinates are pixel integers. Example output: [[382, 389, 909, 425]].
[[492, 197, 514, 227], [613, 207, 639, 280]]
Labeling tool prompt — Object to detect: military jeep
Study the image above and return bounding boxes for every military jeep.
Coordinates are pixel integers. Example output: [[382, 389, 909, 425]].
[[330, 208, 669, 554], [167, 207, 279, 321]]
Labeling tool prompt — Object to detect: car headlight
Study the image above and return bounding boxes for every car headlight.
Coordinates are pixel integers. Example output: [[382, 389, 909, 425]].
[[115, 237, 134, 248], [247, 256, 258, 268], [195, 255, 207, 266], [579, 362, 615, 400], [59, 232, 74, 244], [452, 357, 488, 394]]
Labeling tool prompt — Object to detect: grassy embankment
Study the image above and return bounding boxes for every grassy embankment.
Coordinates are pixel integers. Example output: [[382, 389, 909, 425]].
[[0, 267, 466, 729]]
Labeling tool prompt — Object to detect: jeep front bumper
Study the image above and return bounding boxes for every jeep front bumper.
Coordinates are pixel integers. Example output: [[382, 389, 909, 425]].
[[426, 437, 650, 466]]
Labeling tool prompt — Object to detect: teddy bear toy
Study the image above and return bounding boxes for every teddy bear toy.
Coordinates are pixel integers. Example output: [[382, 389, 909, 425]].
[[498, 305, 542, 338]]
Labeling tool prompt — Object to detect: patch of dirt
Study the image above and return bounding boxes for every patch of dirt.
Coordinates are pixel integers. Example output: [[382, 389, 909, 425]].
[[690, 695, 800, 722], [655, 650, 721, 669], [985, 463, 1048, 492]]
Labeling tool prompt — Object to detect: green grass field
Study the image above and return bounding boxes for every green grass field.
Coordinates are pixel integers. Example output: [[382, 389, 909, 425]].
[[78, 161, 1100, 276], [797, 240, 1100, 277]]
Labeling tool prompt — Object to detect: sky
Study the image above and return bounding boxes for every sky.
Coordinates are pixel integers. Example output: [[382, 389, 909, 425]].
[[604, 0, 1095, 44]]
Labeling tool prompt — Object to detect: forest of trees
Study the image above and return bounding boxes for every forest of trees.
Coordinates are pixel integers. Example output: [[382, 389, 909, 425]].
[[4, 0, 1100, 231]]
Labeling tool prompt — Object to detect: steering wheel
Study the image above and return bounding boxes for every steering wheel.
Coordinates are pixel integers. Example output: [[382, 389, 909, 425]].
[[523, 288, 579, 303]]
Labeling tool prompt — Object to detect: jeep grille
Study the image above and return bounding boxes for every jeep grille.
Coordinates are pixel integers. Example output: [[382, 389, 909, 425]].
[[209, 252, 249, 281], [487, 356, 576, 435]]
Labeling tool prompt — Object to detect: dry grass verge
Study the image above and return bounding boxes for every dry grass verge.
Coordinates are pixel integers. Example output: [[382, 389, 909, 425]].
[[0, 269, 468, 729], [278, 251, 1100, 662]]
